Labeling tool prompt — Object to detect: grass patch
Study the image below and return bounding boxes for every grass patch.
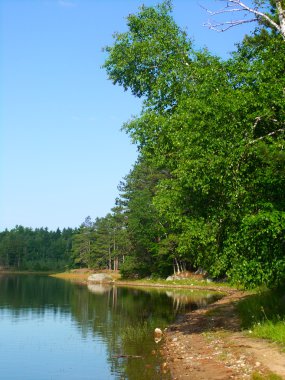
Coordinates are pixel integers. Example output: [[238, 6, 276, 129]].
[[252, 320, 285, 346], [50, 269, 121, 282], [118, 276, 234, 289], [50, 272, 91, 281], [251, 371, 284, 380], [121, 321, 151, 344], [237, 287, 285, 347]]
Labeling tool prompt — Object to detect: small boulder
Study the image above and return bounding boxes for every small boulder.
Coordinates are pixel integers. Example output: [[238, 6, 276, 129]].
[[88, 273, 114, 284], [166, 275, 181, 281], [154, 328, 163, 336], [154, 328, 163, 343]]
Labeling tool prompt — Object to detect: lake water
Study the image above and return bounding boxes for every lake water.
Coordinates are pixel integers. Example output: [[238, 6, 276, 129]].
[[0, 274, 221, 380]]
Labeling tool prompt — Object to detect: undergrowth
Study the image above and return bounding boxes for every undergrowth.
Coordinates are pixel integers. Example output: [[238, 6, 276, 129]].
[[237, 287, 285, 347], [251, 371, 284, 380]]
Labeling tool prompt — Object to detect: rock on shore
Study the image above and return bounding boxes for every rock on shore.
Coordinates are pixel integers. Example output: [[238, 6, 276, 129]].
[[87, 273, 114, 284]]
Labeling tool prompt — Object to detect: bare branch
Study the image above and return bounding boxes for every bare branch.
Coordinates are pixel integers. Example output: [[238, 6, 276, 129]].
[[202, 0, 285, 40], [248, 127, 285, 145], [204, 18, 257, 33], [252, 116, 261, 133], [200, 3, 245, 15], [238, 0, 281, 32], [205, 8, 247, 14]]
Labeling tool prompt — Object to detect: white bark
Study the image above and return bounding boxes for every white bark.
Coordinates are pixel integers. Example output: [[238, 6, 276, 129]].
[[276, 0, 285, 38], [203, 0, 285, 40]]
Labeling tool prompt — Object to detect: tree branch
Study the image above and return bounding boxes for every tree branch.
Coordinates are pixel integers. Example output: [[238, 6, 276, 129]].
[[204, 18, 257, 32], [202, 0, 285, 40], [248, 127, 285, 145]]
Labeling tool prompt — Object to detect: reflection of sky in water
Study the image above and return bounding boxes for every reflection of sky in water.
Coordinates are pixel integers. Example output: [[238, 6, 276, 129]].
[[0, 310, 113, 380], [0, 307, 70, 321], [0, 276, 221, 380]]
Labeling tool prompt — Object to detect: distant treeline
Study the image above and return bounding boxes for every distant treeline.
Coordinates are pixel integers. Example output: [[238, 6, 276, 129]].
[[0, 216, 129, 272], [0, 226, 73, 271]]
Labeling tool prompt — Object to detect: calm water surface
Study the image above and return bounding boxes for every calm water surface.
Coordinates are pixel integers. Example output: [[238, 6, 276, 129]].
[[0, 275, 222, 380]]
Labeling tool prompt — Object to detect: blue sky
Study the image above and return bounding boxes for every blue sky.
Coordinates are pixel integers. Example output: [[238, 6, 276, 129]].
[[1, 0, 256, 231]]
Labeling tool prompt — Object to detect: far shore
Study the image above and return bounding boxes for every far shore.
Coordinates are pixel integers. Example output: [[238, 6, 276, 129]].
[[49, 269, 237, 294], [1, 268, 237, 294]]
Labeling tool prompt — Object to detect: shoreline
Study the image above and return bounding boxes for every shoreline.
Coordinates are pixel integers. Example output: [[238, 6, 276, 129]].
[[50, 270, 236, 294], [1, 269, 235, 294], [163, 291, 285, 379], [3, 270, 285, 378], [114, 280, 235, 294], [51, 271, 285, 379]]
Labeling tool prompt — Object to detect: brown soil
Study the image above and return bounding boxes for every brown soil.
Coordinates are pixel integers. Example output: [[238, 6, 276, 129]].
[[163, 290, 285, 379]]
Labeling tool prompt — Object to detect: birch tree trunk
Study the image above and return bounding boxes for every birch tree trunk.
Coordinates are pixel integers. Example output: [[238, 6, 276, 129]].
[[276, 0, 285, 39]]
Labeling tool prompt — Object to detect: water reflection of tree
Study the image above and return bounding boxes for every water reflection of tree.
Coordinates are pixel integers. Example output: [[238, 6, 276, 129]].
[[0, 275, 72, 317], [0, 275, 220, 380], [70, 285, 221, 379], [70, 285, 176, 379]]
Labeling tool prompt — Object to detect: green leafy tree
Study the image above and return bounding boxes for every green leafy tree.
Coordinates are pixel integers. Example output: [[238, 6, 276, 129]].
[[0, 226, 73, 270], [117, 158, 171, 277], [104, 1, 285, 287], [71, 217, 97, 268]]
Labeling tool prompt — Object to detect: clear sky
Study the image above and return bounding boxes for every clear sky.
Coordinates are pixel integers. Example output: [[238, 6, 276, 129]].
[[0, 0, 257, 231]]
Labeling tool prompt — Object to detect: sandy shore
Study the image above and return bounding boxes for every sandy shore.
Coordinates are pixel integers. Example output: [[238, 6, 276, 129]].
[[163, 291, 285, 379]]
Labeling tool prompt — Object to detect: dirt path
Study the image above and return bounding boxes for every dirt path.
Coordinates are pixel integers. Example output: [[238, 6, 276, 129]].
[[163, 291, 285, 379]]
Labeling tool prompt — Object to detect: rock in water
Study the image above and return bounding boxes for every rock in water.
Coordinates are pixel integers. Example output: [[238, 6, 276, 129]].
[[154, 328, 163, 343]]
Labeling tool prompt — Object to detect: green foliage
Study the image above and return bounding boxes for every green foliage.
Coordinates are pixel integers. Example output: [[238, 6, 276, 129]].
[[102, 1, 285, 288], [237, 288, 285, 347], [103, 1, 191, 111], [120, 256, 150, 279], [0, 226, 73, 271], [225, 211, 285, 288], [252, 321, 285, 346], [238, 289, 285, 327], [251, 372, 284, 380], [116, 158, 167, 277]]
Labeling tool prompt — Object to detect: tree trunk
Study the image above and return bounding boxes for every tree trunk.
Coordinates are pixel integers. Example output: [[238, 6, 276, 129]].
[[174, 257, 180, 274], [108, 245, 112, 270], [112, 286, 117, 309], [276, 0, 285, 40]]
